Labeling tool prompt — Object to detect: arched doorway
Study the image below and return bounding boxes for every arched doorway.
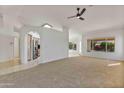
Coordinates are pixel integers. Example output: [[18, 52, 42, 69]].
[[26, 31, 40, 63], [19, 26, 42, 64]]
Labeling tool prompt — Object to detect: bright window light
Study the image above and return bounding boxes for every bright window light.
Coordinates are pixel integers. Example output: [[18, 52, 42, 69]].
[[42, 23, 53, 28]]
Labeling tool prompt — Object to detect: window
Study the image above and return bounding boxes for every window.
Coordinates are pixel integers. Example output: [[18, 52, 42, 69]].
[[106, 38, 115, 52], [87, 38, 115, 52]]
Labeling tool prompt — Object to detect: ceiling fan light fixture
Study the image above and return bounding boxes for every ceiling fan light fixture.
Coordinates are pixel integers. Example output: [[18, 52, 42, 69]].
[[76, 16, 80, 19]]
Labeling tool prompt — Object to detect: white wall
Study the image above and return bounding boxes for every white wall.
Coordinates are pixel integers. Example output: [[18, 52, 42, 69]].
[[19, 26, 69, 64], [0, 34, 14, 62], [82, 27, 124, 61], [41, 28, 69, 63], [14, 37, 19, 58], [0, 12, 19, 63]]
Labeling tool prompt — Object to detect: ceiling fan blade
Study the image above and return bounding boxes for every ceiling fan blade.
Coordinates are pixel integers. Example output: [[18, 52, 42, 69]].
[[79, 17, 84, 20], [80, 8, 86, 16], [68, 15, 77, 19]]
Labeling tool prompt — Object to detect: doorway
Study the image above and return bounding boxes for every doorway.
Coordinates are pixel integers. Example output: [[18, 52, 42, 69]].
[[68, 31, 82, 57], [27, 31, 40, 62]]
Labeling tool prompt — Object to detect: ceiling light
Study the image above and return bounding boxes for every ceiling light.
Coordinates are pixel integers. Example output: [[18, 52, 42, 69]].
[[42, 23, 53, 28]]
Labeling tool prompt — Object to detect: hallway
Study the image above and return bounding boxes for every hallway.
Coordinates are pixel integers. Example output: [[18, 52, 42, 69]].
[[0, 56, 123, 88]]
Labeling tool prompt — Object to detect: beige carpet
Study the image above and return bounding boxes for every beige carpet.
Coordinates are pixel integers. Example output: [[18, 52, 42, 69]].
[[0, 56, 123, 88]]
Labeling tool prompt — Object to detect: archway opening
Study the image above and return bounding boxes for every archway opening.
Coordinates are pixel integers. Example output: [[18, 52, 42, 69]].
[[27, 31, 40, 62], [68, 30, 82, 57]]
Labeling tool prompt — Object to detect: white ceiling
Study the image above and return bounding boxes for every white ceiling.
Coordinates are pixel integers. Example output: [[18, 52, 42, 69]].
[[0, 5, 124, 38]]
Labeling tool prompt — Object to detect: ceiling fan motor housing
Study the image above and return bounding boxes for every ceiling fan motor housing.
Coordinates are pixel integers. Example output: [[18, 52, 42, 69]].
[[77, 8, 80, 11]]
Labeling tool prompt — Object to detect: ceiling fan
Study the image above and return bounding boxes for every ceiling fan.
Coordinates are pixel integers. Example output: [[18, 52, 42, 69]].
[[68, 8, 86, 21]]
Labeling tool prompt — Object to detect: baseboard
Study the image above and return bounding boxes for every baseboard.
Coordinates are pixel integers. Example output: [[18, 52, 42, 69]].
[[82, 56, 124, 62], [0, 59, 12, 63], [0, 58, 20, 63], [41, 57, 68, 64]]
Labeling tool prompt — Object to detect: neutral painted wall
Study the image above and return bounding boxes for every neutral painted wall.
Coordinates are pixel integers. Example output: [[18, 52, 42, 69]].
[[0, 13, 19, 63], [41, 28, 69, 63], [0, 34, 14, 62], [19, 26, 69, 64], [82, 26, 124, 61], [14, 37, 19, 58]]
